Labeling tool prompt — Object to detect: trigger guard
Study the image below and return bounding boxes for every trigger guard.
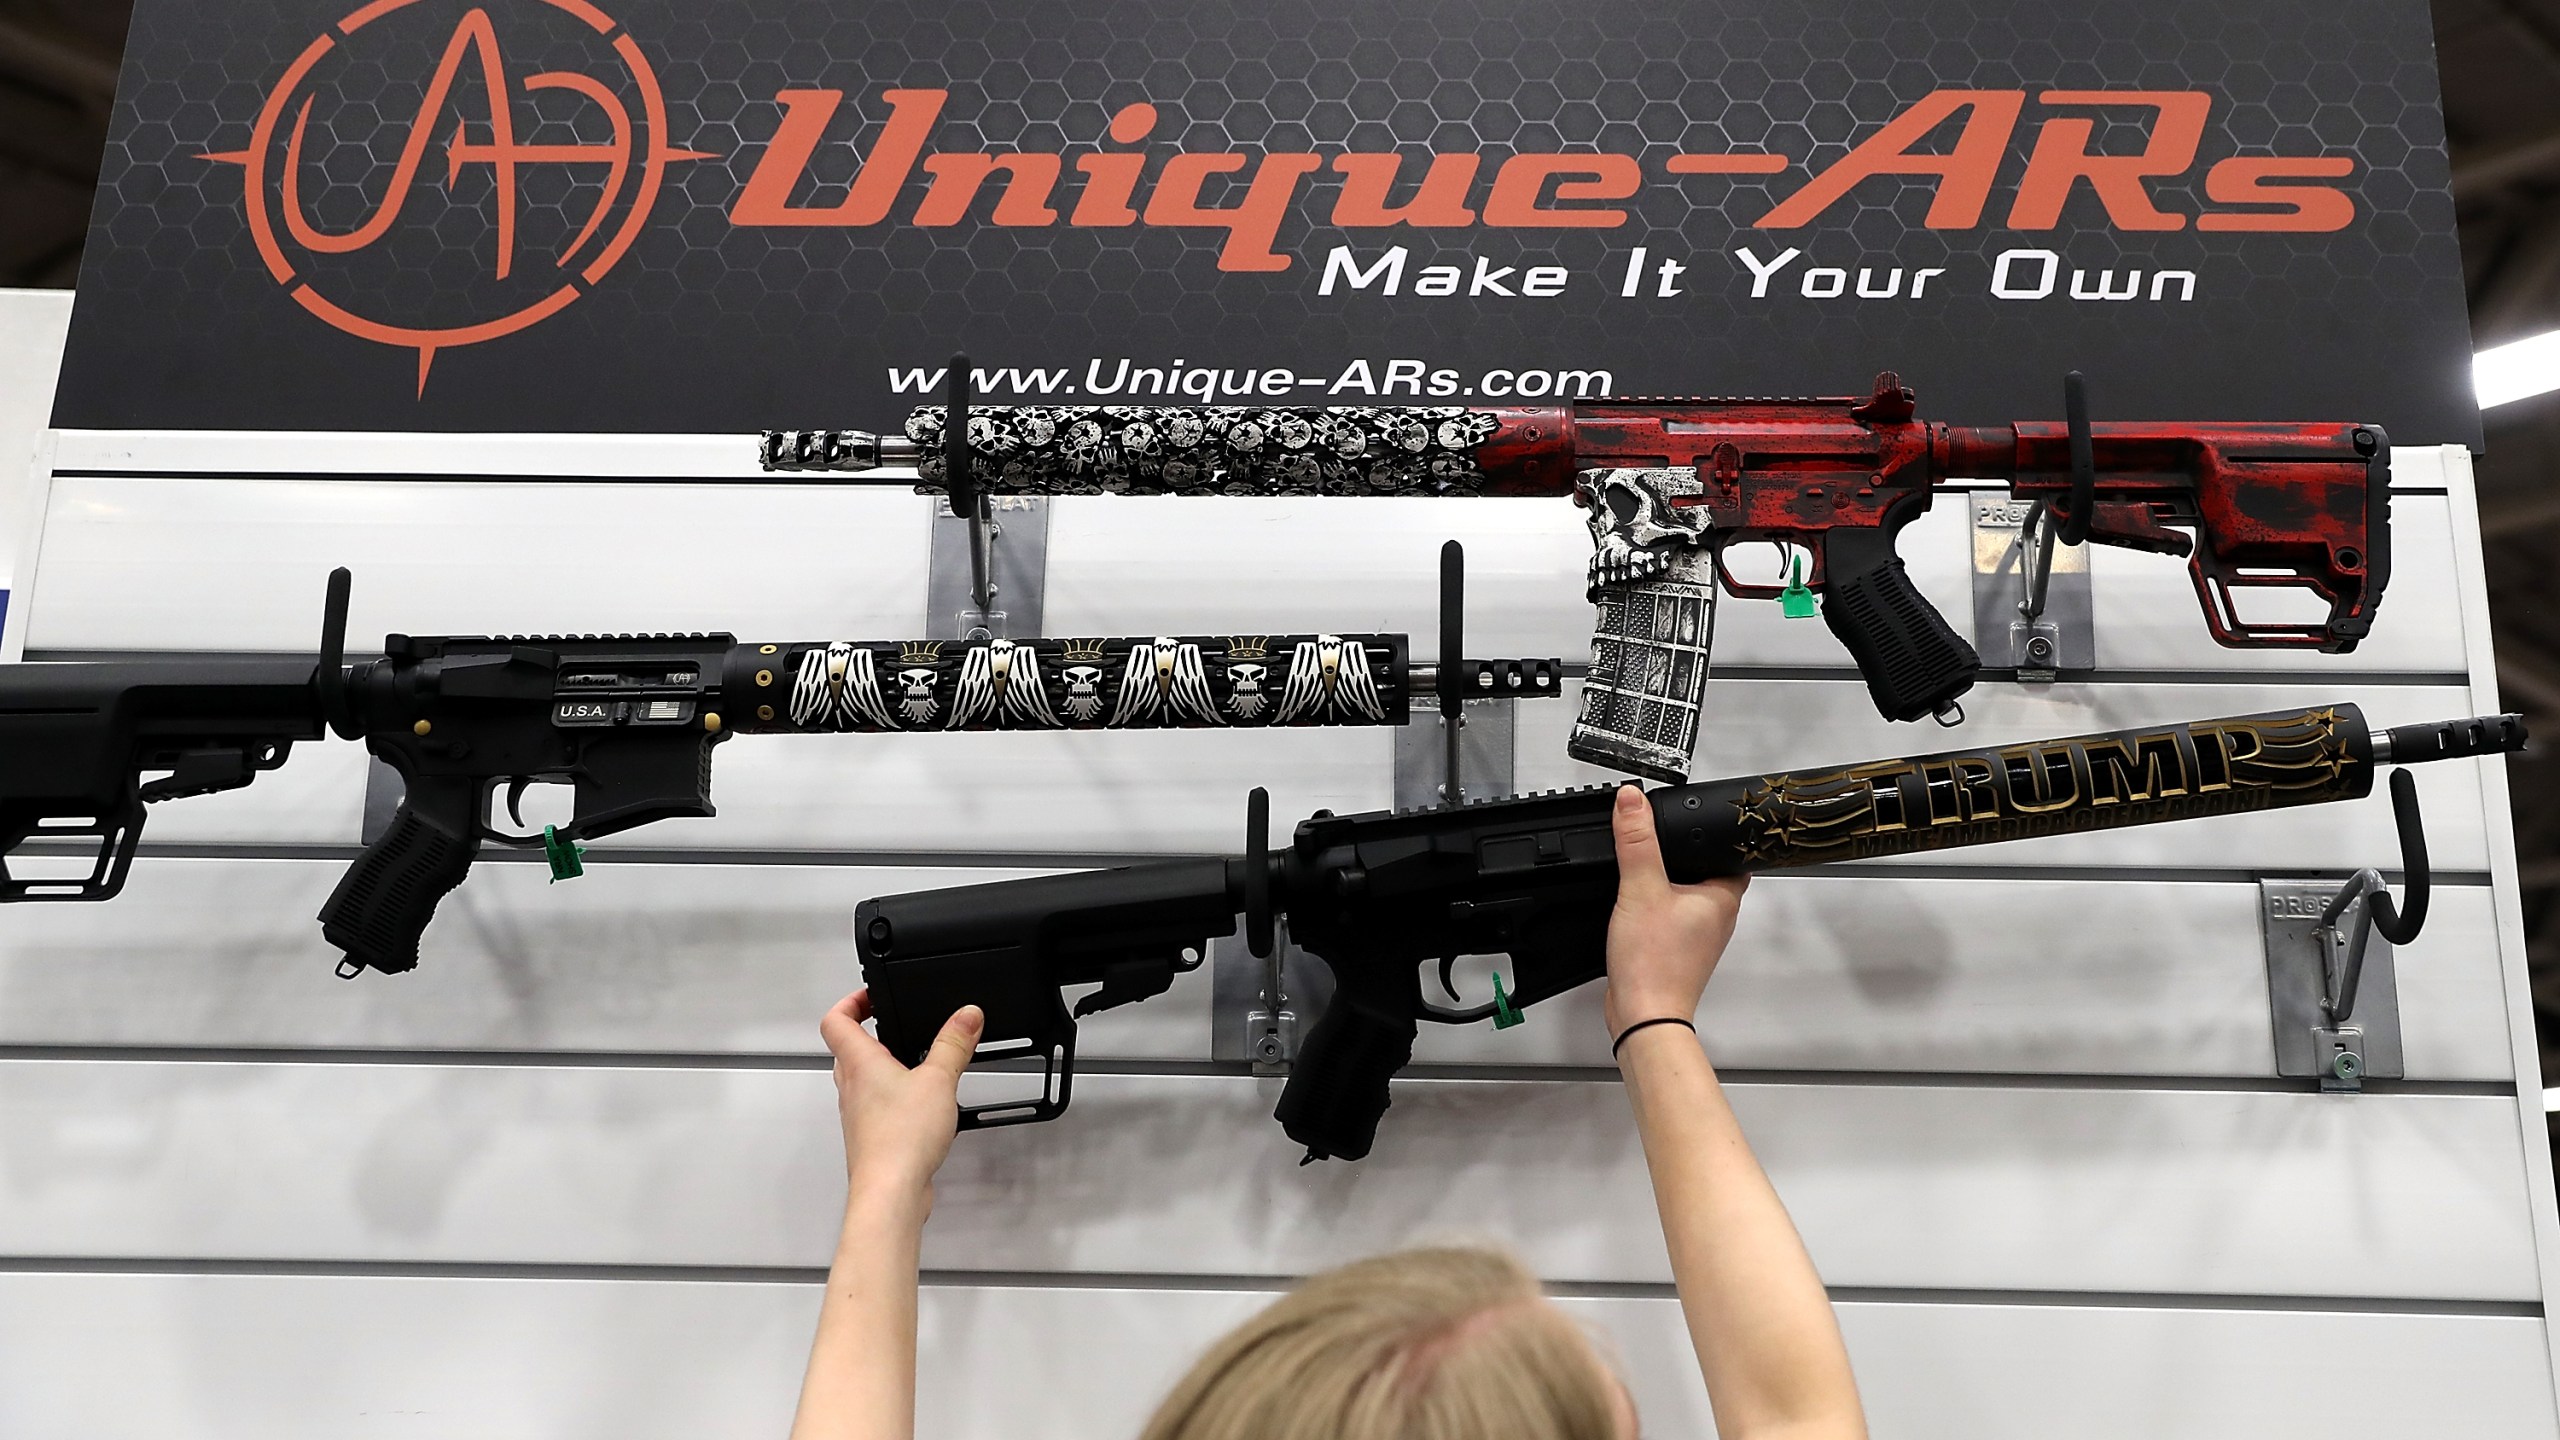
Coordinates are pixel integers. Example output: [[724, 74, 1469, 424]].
[[1713, 538, 1815, 599], [486, 776, 586, 847], [1416, 996, 1502, 1025], [480, 783, 553, 848], [1421, 954, 1500, 1023]]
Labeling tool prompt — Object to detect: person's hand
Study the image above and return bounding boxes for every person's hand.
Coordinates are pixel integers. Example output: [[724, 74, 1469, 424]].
[[819, 989, 983, 1206], [1603, 784, 1748, 1039]]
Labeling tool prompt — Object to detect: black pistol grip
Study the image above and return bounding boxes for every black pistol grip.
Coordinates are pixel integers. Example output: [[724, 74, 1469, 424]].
[[1273, 986, 1417, 1163], [1820, 525, 1979, 722], [317, 776, 483, 977]]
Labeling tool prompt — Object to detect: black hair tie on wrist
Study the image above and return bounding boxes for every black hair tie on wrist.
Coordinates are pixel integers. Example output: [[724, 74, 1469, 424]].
[[1611, 1016, 1697, 1058]]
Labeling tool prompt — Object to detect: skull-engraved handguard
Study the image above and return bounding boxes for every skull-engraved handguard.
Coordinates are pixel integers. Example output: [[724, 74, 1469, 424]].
[[902, 405, 1503, 495], [1570, 468, 1718, 782]]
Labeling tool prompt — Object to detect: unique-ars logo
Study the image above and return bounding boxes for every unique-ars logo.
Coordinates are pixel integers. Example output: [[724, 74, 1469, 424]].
[[202, 0, 710, 393]]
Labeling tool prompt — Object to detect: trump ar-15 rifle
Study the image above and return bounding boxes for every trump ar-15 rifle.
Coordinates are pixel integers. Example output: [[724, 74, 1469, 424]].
[[0, 569, 1560, 978], [767, 369, 2392, 781], [856, 705, 2522, 1161]]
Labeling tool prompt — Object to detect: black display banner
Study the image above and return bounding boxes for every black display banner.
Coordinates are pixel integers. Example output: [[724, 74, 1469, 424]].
[[52, 0, 2479, 443]]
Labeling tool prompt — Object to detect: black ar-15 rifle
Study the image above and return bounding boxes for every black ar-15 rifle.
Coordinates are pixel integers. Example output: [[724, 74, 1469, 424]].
[[855, 705, 2525, 1161], [0, 568, 1559, 978]]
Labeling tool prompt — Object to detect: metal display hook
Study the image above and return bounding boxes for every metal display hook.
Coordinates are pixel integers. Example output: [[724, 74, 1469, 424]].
[[2017, 369, 2097, 629], [1244, 786, 1274, 960], [1976, 370, 2097, 685], [1437, 539, 1467, 802], [1242, 543, 1515, 1071], [2314, 768, 2432, 1032], [926, 352, 1051, 641], [1239, 784, 1328, 1073], [1391, 537, 1525, 810], [317, 566, 359, 740], [941, 353, 998, 632], [2258, 766, 2430, 1093]]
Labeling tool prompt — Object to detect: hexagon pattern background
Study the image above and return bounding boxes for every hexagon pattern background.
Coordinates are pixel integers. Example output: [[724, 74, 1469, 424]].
[[53, 0, 2476, 442]]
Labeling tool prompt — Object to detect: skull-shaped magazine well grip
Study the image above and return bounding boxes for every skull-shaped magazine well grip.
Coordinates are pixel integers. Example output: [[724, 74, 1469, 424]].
[[1568, 468, 1718, 783]]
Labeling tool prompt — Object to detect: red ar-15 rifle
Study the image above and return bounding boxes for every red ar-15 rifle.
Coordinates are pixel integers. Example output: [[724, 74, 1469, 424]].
[[763, 370, 2391, 782]]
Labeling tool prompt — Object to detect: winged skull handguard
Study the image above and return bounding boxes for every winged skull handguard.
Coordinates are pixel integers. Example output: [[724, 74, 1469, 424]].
[[772, 634, 1419, 733]]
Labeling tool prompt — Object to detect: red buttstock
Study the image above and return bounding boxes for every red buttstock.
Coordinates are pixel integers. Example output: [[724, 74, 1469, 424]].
[[1528, 376, 2390, 653], [1986, 420, 2390, 652]]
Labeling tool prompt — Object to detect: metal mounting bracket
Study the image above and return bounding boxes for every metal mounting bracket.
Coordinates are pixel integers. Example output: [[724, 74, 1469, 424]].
[[2260, 879, 2405, 1091], [927, 494, 1050, 640], [1393, 698, 1518, 809], [1210, 918, 1336, 1073], [1971, 495, 2092, 680]]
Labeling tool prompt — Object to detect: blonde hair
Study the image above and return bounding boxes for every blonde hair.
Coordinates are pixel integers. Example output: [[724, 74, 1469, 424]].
[[1137, 1247, 1620, 1440]]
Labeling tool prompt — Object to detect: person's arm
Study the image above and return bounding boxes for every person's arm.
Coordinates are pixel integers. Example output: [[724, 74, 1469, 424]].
[[790, 991, 984, 1440], [1602, 785, 1866, 1440]]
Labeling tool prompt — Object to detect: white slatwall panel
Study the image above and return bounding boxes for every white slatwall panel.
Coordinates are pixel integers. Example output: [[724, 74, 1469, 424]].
[[0, 1062, 2536, 1301], [0, 289, 74, 627], [0, 858, 1222, 1060], [27, 466, 2464, 675], [6, 389, 2551, 1438], [27, 481, 933, 651], [2, 1274, 2551, 1440], [0, 857, 2513, 1080], [48, 427, 782, 478]]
